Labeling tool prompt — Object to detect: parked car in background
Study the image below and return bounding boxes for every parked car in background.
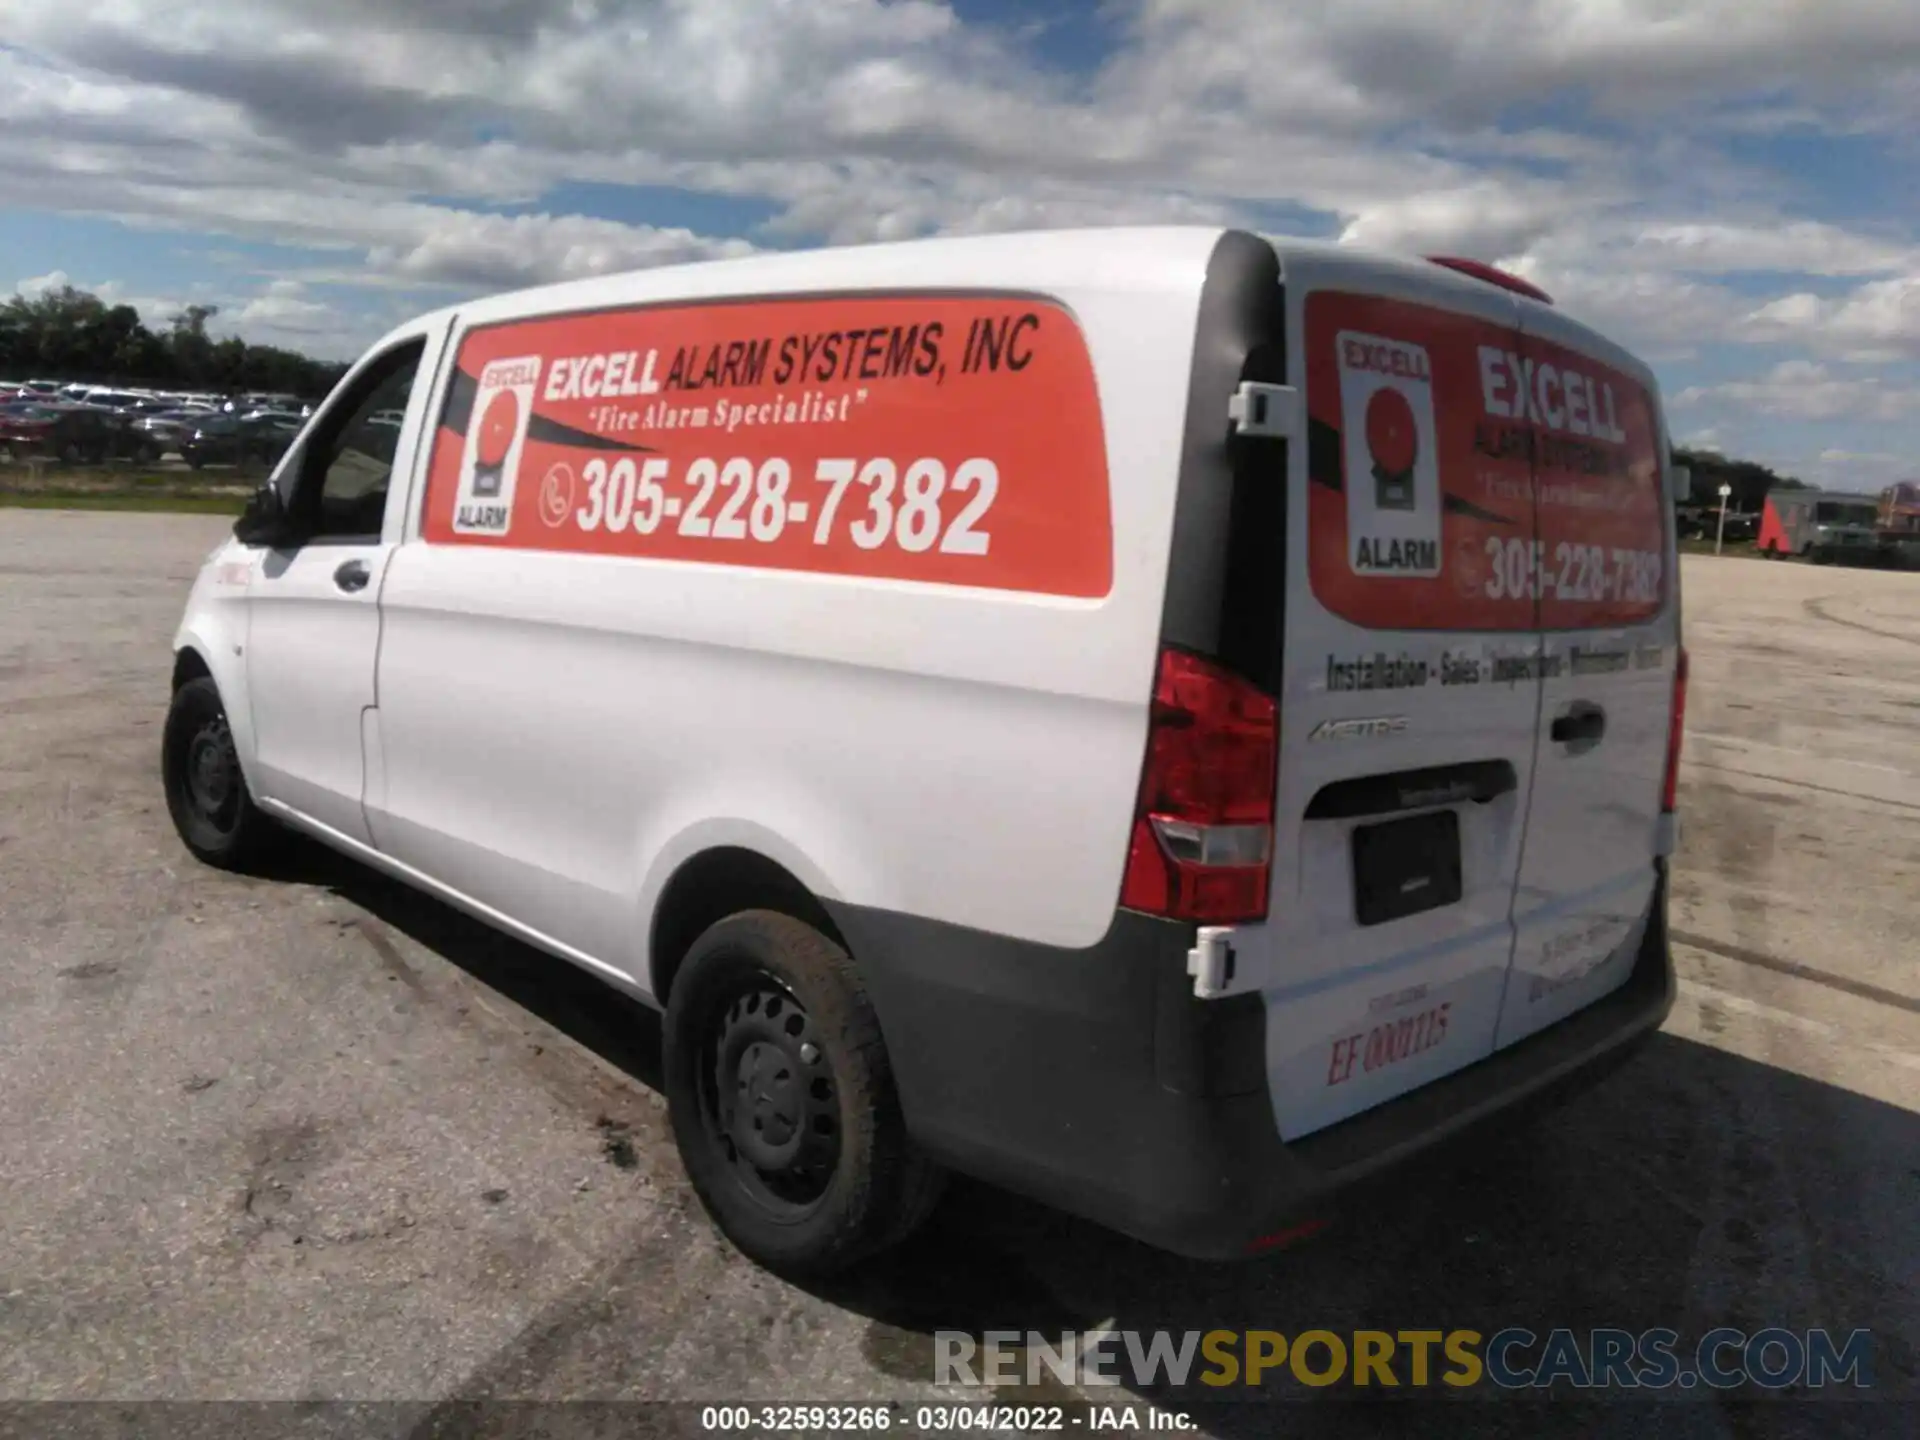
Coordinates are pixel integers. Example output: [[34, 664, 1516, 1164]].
[[127, 410, 207, 460], [180, 412, 302, 470], [79, 387, 150, 410], [0, 403, 118, 464]]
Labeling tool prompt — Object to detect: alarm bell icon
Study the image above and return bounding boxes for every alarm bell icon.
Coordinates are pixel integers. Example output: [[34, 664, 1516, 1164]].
[[1366, 386, 1418, 512]]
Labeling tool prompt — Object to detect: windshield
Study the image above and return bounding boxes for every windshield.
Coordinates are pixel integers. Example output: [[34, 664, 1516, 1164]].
[[1815, 502, 1877, 526]]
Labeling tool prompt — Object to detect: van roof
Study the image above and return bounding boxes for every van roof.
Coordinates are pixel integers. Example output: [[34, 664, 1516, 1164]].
[[397, 225, 1638, 385]]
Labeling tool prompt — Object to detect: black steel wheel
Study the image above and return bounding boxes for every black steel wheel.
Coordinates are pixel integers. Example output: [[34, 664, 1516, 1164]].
[[161, 675, 279, 869], [700, 980, 842, 1216], [664, 911, 943, 1275]]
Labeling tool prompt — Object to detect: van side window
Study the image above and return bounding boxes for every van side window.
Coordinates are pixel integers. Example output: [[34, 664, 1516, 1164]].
[[293, 338, 426, 543]]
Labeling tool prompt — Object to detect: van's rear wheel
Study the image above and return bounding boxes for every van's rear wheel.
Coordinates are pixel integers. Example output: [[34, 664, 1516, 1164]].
[[664, 911, 943, 1275], [162, 676, 278, 870]]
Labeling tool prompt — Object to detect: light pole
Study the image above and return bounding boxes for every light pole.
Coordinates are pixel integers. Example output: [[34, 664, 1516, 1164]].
[[1715, 482, 1732, 555]]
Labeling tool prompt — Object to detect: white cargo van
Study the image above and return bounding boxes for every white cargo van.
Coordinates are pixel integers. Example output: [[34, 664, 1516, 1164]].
[[164, 227, 1686, 1274]]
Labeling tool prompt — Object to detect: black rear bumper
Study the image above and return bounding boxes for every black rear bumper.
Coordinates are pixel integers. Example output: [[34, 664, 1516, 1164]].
[[824, 869, 1675, 1260]]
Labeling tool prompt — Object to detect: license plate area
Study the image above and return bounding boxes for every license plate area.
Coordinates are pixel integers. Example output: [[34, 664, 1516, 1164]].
[[1352, 809, 1462, 927]]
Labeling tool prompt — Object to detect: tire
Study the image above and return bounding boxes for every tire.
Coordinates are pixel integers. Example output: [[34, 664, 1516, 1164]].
[[161, 676, 280, 870], [664, 910, 944, 1276]]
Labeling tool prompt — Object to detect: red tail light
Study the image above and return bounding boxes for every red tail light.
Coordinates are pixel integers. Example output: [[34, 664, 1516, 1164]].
[[1120, 648, 1278, 924], [1661, 646, 1688, 813]]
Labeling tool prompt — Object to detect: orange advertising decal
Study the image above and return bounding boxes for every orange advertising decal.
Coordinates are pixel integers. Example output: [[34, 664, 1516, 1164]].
[[421, 295, 1113, 598], [1305, 291, 1667, 632]]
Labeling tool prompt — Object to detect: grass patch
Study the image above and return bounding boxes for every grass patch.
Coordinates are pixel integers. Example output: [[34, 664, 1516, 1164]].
[[2, 461, 254, 516]]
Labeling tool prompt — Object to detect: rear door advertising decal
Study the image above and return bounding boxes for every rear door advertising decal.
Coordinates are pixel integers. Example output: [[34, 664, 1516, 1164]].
[[420, 295, 1114, 598], [1307, 291, 1665, 633]]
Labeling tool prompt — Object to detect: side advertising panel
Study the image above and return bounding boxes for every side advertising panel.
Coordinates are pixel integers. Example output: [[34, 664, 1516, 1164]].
[[1306, 292, 1665, 633], [420, 294, 1114, 599]]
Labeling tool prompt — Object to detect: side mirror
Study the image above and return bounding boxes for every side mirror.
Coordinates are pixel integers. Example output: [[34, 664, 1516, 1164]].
[[232, 482, 295, 548], [1670, 464, 1693, 502]]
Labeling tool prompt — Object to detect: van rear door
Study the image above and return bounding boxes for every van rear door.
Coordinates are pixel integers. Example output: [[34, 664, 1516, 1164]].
[[1216, 251, 1552, 1139], [1496, 311, 1676, 1048]]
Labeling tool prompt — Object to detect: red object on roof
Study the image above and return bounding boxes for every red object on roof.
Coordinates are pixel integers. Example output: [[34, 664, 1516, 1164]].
[[1426, 256, 1554, 305]]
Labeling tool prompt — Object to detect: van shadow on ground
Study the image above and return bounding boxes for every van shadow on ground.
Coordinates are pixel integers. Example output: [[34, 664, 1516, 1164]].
[[270, 840, 1915, 1440]]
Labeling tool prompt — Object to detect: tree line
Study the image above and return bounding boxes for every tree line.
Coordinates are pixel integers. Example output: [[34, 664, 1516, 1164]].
[[1670, 446, 1810, 512], [1, 283, 349, 401]]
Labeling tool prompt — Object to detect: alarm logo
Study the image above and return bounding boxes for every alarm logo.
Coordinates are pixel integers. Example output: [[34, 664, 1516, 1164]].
[[1366, 387, 1418, 511], [1337, 330, 1441, 577], [454, 354, 541, 536], [473, 389, 521, 498]]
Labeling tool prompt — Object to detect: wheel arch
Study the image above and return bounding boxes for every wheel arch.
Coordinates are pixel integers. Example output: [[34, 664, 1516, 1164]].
[[169, 615, 260, 789], [171, 645, 213, 691], [646, 845, 849, 1007]]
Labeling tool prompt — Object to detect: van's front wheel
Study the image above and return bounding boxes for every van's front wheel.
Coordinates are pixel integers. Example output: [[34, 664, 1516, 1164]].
[[161, 676, 278, 870], [664, 911, 942, 1276]]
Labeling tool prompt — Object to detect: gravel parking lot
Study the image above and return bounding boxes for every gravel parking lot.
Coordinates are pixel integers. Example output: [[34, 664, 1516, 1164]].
[[1, 511, 1914, 1436]]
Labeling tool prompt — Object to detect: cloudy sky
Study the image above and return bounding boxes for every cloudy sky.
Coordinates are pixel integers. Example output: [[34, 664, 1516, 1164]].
[[4, 0, 1917, 484]]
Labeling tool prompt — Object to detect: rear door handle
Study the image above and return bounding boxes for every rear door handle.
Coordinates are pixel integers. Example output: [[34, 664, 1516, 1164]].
[[333, 559, 372, 593], [1551, 702, 1607, 746]]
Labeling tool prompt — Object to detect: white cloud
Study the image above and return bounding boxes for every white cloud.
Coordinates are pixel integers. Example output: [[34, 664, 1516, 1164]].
[[1505, 258, 1750, 359], [232, 280, 334, 334], [11, 0, 1915, 277], [1805, 449, 1910, 486], [1742, 276, 1920, 361], [1620, 222, 1916, 278], [1675, 360, 1920, 422], [17, 269, 76, 298], [366, 210, 760, 289]]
